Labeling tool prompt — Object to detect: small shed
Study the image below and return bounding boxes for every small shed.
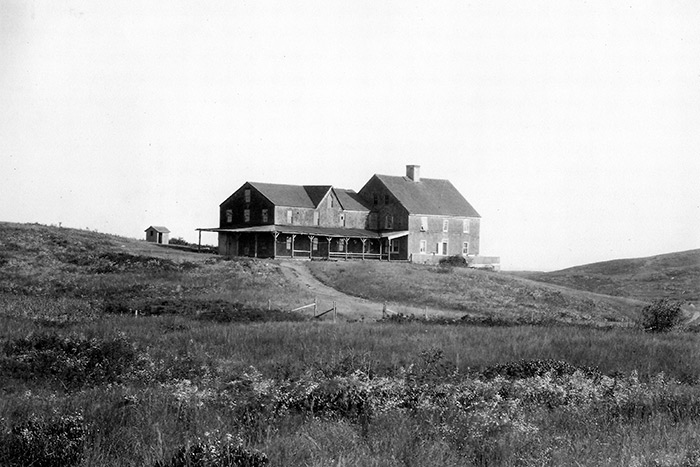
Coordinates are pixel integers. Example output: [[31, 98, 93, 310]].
[[145, 226, 170, 244]]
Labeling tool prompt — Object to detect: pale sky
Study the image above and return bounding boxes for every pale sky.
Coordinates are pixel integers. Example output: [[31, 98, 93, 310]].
[[2, 1, 699, 270]]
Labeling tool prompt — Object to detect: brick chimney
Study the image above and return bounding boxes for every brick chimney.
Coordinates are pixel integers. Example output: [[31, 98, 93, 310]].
[[406, 165, 421, 182]]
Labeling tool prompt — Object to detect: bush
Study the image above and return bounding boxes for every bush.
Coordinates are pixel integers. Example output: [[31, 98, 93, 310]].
[[155, 433, 269, 467], [640, 299, 683, 333], [1, 332, 138, 388], [1, 412, 87, 467], [438, 255, 469, 268]]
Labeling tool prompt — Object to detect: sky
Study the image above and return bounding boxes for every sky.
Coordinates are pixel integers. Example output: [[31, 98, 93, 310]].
[[1, 1, 699, 271]]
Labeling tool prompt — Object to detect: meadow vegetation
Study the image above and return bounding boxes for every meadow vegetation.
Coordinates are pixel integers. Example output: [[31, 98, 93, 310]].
[[1, 222, 700, 466]]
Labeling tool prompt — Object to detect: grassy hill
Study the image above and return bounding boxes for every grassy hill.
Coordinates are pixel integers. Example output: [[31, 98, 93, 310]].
[[306, 260, 644, 326], [0, 221, 313, 319], [5, 222, 700, 465], [512, 249, 700, 306]]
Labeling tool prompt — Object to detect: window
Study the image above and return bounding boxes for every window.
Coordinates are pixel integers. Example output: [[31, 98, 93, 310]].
[[285, 238, 292, 250], [373, 193, 378, 205], [226, 209, 233, 223], [286, 210, 293, 224], [369, 213, 378, 230], [391, 241, 400, 253], [420, 217, 428, 232], [330, 197, 334, 208], [463, 219, 470, 233], [262, 209, 268, 223], [244, 209, 250, 223], [437, 240, 448, 255], [244, 189, 251, 203], [443, 219, 449, 232], [384, 194, 390, 205], [442, 241, 448, 255], [340, 213, 345, 226], [462, 242, 469, 255], [385, 215, 393, 229], [312, 237, 319, 251], [419, 240, 427, 253], [337, 239, 345, 252], [313, 212, 319, 225]]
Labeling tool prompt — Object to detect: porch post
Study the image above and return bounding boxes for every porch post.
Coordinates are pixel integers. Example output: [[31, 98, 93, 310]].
[[388, 239, 392, 261], [308, 235, 314, 259], [379, 239, 383, 260], [291, 234, 296, 258], [198, 230, 201, 252], [272, 232, 279, 259], [326, 237, 332, 259], [344, 237, 349, 260], [361, 238, 366, 260], [254, 233, 258, 258]]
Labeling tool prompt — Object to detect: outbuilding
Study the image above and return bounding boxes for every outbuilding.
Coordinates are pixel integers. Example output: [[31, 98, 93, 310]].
[[145, 226, 170, 244]]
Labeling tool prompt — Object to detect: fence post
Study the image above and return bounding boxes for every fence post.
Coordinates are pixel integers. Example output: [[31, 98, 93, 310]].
[[268, 299, 271, 311], [382, 302, 387, 318], [424, 306, 428, 320], [333, 301, 337, 323]]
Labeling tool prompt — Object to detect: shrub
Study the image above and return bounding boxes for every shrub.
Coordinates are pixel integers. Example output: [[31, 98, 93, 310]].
[[640, 298, 683, 333], [155, 433, 269, 467], [1, 412, 87, 467], [1, 332, 138, 388], [438, 255, 469, 268], [168, 237, 190, 246]]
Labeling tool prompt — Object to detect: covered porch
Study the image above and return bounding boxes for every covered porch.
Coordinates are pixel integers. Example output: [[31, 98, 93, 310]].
[[197, 225, 409, 261]]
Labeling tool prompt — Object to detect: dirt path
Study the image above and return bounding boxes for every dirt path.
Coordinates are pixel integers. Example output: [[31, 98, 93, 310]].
[[278, 261, 465, 321]]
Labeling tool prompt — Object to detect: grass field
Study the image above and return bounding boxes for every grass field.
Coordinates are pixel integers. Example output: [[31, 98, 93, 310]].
[[306, 260, 644, 326], [511, 249, 700, 306], [2, 222, 700, 466]]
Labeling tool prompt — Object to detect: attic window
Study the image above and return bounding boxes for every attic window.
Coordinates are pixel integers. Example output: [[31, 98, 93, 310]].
[[330, 197, 334, 208], [262, 209, 269, 223], [373, 193, 378, 205], [443, 219, 449, 232], [463, 219, 470, 233], [384, 194, 390, 204], [244, 189, 251, 203], [226, 209, 233, 223], [385, 215, 393, 229], [244, 209, 250, 223], [286, 210, 293, 224]]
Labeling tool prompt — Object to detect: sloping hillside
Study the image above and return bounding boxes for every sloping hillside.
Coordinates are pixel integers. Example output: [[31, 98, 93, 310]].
[[0, 222, 312, 315], [514, 249, 700, 305], [307, 261, 645, 326]]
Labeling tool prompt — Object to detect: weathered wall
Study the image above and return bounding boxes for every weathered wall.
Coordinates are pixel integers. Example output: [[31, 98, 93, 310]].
[[407, 215, 480, 261], [357, 177, 409, 231], [220, 183, 275, 228]]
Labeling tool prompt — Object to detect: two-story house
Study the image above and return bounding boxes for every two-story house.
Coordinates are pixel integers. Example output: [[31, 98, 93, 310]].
[[199, 166, 498, 268]]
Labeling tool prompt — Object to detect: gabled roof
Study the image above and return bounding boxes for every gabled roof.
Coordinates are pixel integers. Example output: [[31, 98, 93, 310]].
[[304, 186, 333, 206], [334, 188, 371, 211], [247, 182, 318, 208], [145, 226, 170, 233], [372, 175, 481, 217]]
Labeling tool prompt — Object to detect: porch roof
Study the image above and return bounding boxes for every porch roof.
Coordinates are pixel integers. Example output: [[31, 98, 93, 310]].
[[198, 225, 391, 239]]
